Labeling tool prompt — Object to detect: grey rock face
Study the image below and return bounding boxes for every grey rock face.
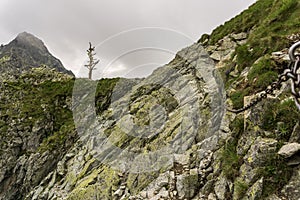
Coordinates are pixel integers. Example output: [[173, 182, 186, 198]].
[[231, 32, 248, 41], [24, 39, 226, 200], [278, 143, 300, 158], [243, 178, 263, 200], [281, 166, 300, 200], [0, 67, 75, 200]]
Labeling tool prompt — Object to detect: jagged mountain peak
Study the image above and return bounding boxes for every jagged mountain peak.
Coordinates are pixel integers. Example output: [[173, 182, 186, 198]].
[[12, 31, 48, 53], [0, 31, 74, 76]]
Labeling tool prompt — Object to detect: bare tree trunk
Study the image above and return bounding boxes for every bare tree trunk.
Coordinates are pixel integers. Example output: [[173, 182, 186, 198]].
[[88, 69, 92, 79], [85, 42, 99, 80]]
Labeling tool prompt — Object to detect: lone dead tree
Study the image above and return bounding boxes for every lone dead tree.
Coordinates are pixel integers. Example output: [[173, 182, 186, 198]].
[[85, 42, 99, 79]]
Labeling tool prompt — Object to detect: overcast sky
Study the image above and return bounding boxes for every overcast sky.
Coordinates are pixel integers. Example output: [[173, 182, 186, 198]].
[[0, 0, 255, 78]]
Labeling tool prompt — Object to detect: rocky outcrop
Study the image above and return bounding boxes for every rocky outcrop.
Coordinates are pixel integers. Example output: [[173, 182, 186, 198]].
[[0, 67, 75, 200], [24, 39, 227, 200], [278, 143, 300, 158]]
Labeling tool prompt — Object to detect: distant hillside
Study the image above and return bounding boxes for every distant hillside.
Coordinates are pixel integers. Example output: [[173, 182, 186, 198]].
[[0, 32, 74, 77]]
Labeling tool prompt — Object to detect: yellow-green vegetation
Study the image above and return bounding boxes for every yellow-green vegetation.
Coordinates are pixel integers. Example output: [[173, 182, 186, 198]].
[[261, 99, 300, 140], [229, 88, 251, 110], [67, 165, 159, 199], [247, 56, 278, 87], [234, 180, 249, 199], [0, 74, 76, 153], [259, 154, 293, 198], [129, 86, 178, 127], [104, 126, 136, 149], [77, 158, 97, 182], [0, 68, 123, 156], [127, 172, 159, 195], [182, 174, 200, 195], [208, 0, 274, 44], [230, 55, 279, 109], [0, 55, 10, 63], [38, 121, 75, 152], [95, 78, 120, 115], [131, 85, 178, 114], [67, 166, 120, 200], [210, 0, 300, 51], [221, 117, 244, 180], [40, 77, 120, 152], [225, 98, 298, 197], [221, 142, 241, 180], [67, 185, 105, 200], [209, 0, 300, 109]]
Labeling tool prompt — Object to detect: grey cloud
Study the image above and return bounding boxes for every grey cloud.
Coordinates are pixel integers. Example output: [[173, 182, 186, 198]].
[[0, 0, 255, 78]]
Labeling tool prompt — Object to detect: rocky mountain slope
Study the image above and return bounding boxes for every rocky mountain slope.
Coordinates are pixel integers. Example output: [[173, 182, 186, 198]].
[[1, 0, 300, 199], [0, 32, 74, 78]]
